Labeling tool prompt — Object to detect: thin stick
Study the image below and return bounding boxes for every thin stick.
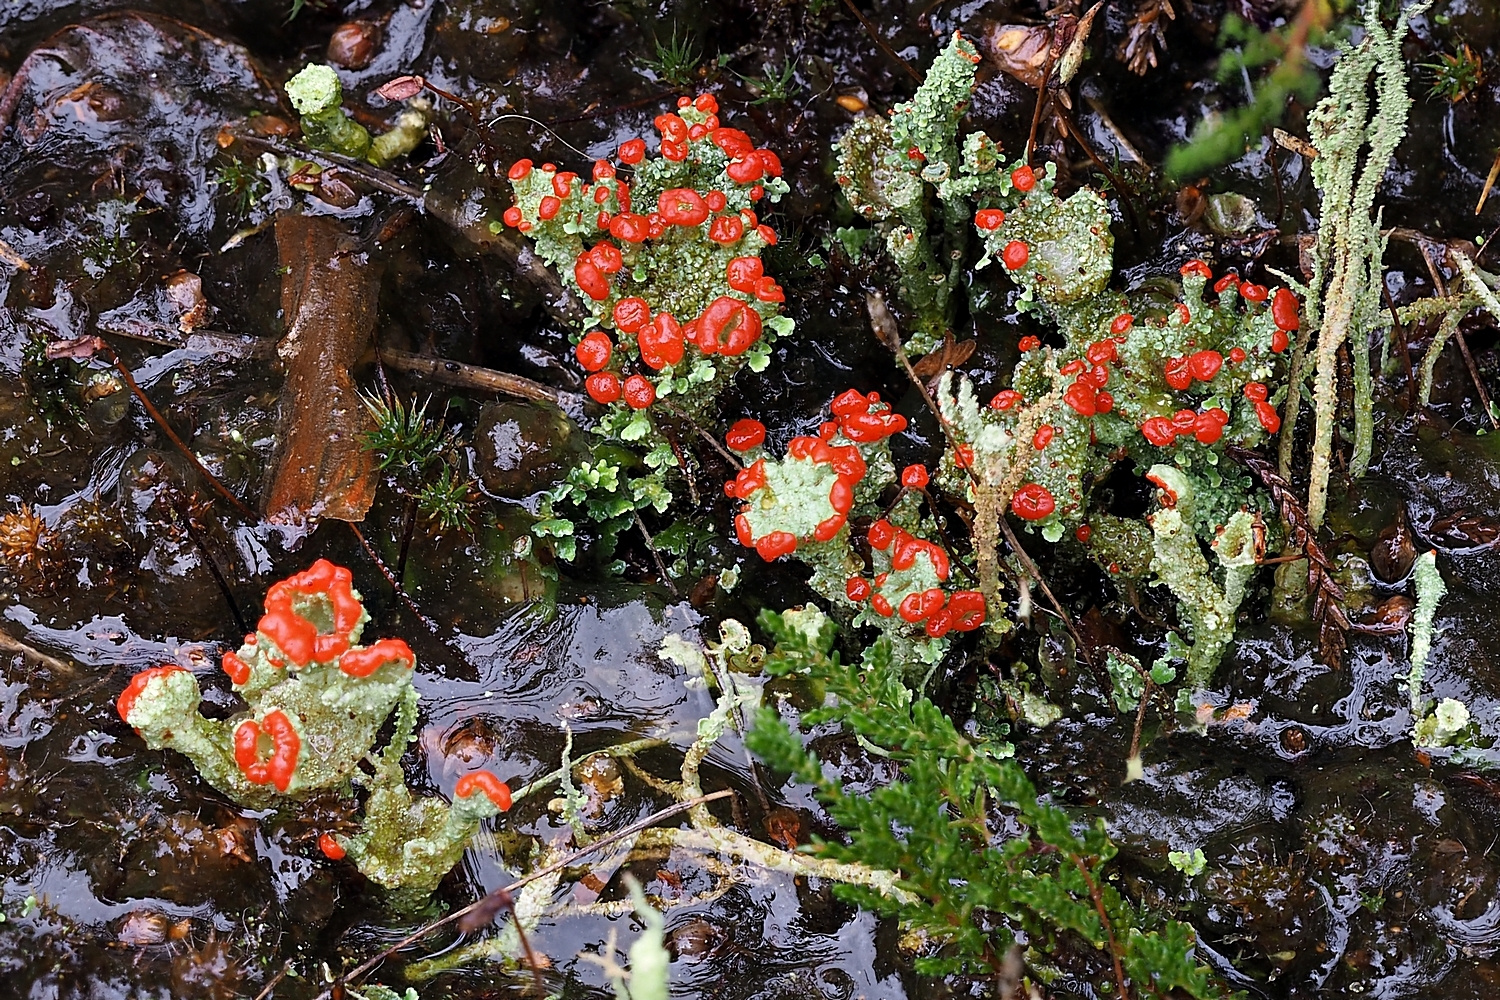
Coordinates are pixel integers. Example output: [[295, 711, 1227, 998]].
[[1024, 50, 1059, 165], [251, 960, 293, 1000], [657, 399, 744, 469], [345, 522, 440, 633], [635, 513, 680, 597], [177, 503, 251, 636], [377, 348, 575, 408], [841, 0, 921, 81], [84, 340, 258, 521], [315, 789, 734, 998]]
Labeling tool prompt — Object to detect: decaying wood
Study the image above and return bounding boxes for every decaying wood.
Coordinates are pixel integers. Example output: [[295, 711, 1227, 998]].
[[267, 213, 380, 523]]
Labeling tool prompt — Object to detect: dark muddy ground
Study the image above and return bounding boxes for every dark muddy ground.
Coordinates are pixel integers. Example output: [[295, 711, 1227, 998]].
[[3, 1, 1500, 997]]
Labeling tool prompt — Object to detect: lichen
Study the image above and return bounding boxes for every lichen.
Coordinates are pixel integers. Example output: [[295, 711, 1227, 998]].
[[1406, 548, 1446, 717], [118, 560, 512, 897]]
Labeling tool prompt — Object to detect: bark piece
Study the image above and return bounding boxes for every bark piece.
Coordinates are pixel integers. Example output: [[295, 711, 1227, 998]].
[[267, 213, 379, 523]]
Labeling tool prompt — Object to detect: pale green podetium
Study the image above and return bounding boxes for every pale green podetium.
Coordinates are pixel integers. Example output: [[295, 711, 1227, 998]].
[[285, 63, 427, 166]]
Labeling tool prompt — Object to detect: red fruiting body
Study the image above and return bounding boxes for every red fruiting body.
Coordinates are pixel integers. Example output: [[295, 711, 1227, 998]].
[[754, 277, 785, 302], [1163, 357, 1192, 391], [455, 771, 513, 811], [655, 113, 687, 142], [259, 559, 364, 666], [585, 371, 622, 403], [1084, 364, 1110, 388], [609, 213, 650, 243], [1188, 350, 1223, 381], [1002, 240, 1030, 270], [818, 421, 837, 440], [1193, 411, 1223, 444], [867, 519, 896, 549], [813, 514, 846, 542], [1254, 400, 1281, 433], [1171, 409, 1198, 432], [575, 332, 613, 372], [502, 206, 522, 227], [845, 577, 871, 602], [735, 513, 753, 546], [1110, 313, 1134, 335], [726, 256, 763, 292], [117, 665, 187, 722], [622, 374, 656, 409], [537, 196, 561, 221], [975, 208, 1006, 230], [695, 93, 719, 113], [1075, 524, 1092, 543], [1095, 391, 1114, 413], [1011, 483, 1055, 520], [552, 172, 576, 197], [828, 478, 855, 514], [709, 216, 745, 244], [1175, 303, 1192, 325], [1180, 259, 1212, 279], [1243, 381, 1269, 402], [508, 159, 532, 180], [592, 160, 616, 181], [829, 446, 866, 481], [234, 709, 300, 791], [1087, 340, 1117, 365], [318, 833, 345, 860], [613, 297, 651, 334], [705, 190, 727, 211], [755, 531, 798, 560], [711, 128, 754, 158], [1018, 336, 1041, 352], [696, 296, 762, 356], [340, 638, 416, 678], [1272, 287, 1300, 330], [871, 594, 894, 616], [990, 389, 1023, 410], [1270, 329, 1290, 353], [754, 149, 783, 177], [1063, 381, 1096, 417], [730, 459, 766, 499], [1011, 165, 1036, 191], [901, 464, 929, 489], [954, 443, 974, 468], [1033, 424, 1055, 449], [1240, 282, 1269, 302], [1228, 347, 1247, 364], [947, 590, 986, 631], [1213, 273, 1239, 295], [618, 138, 646, 163], [727, 156, 764, 184], [830, 389, 868, 417], [222, 651, 250, 684], [757, 224, 778, 244], [1141, 416, 1176, 446], [574, 258, 610, 301], [1059, 359, 1085, 376], [658, 188, 710, 226], [638, 312, 685, 369]]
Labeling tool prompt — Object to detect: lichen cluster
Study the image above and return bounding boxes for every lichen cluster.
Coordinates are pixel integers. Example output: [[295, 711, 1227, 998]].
[[118, 560, 512, 896]]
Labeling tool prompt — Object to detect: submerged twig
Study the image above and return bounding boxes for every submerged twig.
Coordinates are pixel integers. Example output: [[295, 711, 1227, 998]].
[[345, 522, 440, 633], [317, 789, 734, 999]]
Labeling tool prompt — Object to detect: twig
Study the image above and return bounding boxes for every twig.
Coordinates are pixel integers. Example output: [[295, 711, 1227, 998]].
[[345, 522, 440, 633], [0, 626, 74, 674], [657, 399, 744, 469], [841, 0, 922, 81], [175, 499, 251, 636], [250, 960, 293, 1000], [377, 348, 576, 409], [51, 338, 259, 521], [1071, 855, 1131, 1000], [316, 789, 734, 999], [1228, 446, 1348, 668], [1024, 49, 1059, 165], [634, 513, 680, 596], [224, 132, 426, 203]]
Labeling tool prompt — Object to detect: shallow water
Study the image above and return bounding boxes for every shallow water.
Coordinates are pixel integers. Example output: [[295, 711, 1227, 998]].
[[3, 1, 1500, 997]]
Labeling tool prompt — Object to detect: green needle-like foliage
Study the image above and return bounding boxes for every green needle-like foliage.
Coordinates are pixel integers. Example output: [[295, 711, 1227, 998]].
[[746, 608, 1227, 994]]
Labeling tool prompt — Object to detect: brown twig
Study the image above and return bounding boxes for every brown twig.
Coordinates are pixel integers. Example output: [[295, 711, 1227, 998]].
[[345, 522, 440, 633], [1228, 446, 1348, 668], [376, 348, 576, 409], [841, 0, 922, 81], [315, 789, 734, 999], [635, 513, 680, 597], [50, 338, 258, 521], [1070, 854, 1131, 1000]]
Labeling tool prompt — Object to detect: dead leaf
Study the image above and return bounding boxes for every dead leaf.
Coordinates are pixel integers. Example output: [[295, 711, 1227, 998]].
[[376, 75, 426, 102]]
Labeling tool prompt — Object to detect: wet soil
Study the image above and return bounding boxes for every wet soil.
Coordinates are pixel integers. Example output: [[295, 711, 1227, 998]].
[[4, 1, 1500, 998]]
